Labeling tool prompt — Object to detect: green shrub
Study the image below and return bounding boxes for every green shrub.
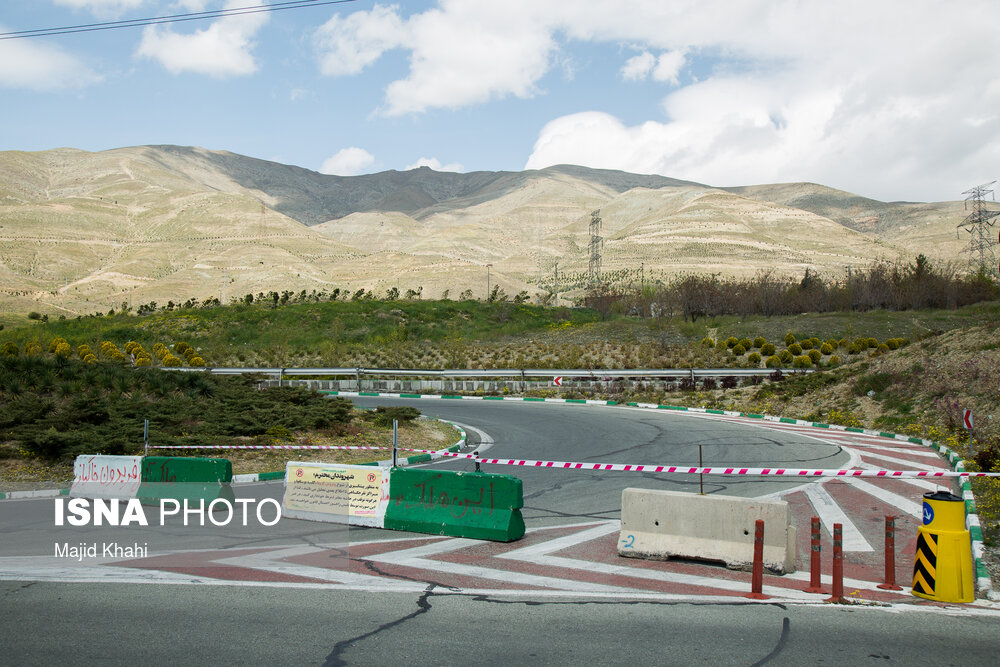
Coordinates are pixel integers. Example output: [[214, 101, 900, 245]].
[[828, 355, 841, 367], [135, 357, 152, 367], [701, 337, 715, 348], [866, 337, 878, 348], [28, 312, 42, 321], [793, 355, 813, 368], [784, 333, 796, 346], [788, 343, 803, 355], [747, 352, 762, 366], [779, 349, 794, 363], [753, 337, 767, 349], [25, 341, 42, 356], [807, 349, 822, 363], [848, 342, 863, 355], [886, 338, 900, 350], [162, 355, 182, 367], [838, 338, 848, 349], [49, 337, 68, 353], [800, 338, 813, 350], [0, 341, 18, 357], [189, 356, 205, 367], [175, 342, 191, 356], [820, 342, 834, 355], [761, 342, 776, 356], [765, 355, 782, 368], [738, 338, 752, 350], [372, 405, 421, 427], [725, 336, 739, 349], [876, 343, 890, 355], [54, 342, 72, 358], [732, 344, 746, 355]]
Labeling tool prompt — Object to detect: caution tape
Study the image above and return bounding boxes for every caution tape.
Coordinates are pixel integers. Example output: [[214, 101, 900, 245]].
[[151, 446, 1000, 477], [152, 444, 397, 451], [394, 449, 1000, 477]]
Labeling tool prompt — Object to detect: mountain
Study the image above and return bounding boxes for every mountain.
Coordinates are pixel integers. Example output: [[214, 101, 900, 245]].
[[0, 145, 969, 316]]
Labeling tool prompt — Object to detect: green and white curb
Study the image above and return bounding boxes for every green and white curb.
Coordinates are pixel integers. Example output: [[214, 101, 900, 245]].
[[324, 388, 995, 600], [0, 488, 70, 500]]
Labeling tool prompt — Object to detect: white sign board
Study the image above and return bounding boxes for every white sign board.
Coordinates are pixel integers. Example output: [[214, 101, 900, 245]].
[[282, 462, 391, 528], [70, 455, 143, 499]]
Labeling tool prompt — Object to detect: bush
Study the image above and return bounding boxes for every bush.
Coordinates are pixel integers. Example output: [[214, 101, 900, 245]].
[[701, 378, 717, 390], [1, 341, 18, 357], [372, 405, 421, 427], [49, 337, 68, 353], [753, 337, 767, 349], [807, 349, 822, 364], [820, 343, 834, 355], [800, 338, 814, 350], [189, 356, 205, 367], [793, 355, 813, 368], [701, 337, 715, 348], [732, 344, 746, 355], [725, 337, 739, 349], [162, 355, 182, 367], [876, 343, 890, 355], [747, 352, 761, 366], [765, 355, 782, 368], [886, 338, 900, 350], [866, 337, 879, 348], [779, 349, 794, 363], [175, 342, 192, 356], [761, 342, 776, 356], [28, 312, 42, 321], [54, 342, 72, 358], [784, 333, 796, 346], [788, 343, 803, 355], [738, 338, 752, 350], [25, 341, 42, 356], [135, 356, 152, 367], [828, 355, 841, 367], [721, 376, 739, 389]]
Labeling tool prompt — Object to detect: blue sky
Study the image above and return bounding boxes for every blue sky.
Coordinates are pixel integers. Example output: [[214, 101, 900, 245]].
[[2, 1, 999, 202]]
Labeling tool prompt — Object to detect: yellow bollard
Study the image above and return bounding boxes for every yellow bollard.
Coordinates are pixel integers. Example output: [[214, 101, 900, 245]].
[[912, 491, 975, 603]]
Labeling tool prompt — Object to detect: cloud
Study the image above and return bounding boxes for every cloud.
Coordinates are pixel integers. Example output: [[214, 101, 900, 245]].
[[620, 52, 654, 81], [314, 4, 408, 76], [0, 28, 101, 90], [320, 147, 376, 176], [312, 0, 1000, 199], [135, 0, 268, 77], [405, 157, 463, 172], [53, 0, 147, 18]]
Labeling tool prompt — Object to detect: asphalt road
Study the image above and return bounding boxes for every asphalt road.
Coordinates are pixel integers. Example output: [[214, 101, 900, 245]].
[[2, 397, 998, 666]]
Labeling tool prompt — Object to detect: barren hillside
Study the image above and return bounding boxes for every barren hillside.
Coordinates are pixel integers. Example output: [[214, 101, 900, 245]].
[[0, 145, 975, 316]]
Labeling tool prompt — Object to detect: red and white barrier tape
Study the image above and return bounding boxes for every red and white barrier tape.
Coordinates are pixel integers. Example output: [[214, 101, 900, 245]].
[[151, 445, 998, 477], [153, 444, 397, 451]]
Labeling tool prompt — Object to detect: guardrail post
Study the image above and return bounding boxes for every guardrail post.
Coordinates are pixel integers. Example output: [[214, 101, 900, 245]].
[[520, 369, 526, 393], [278, 368, 283, 387], [745, 519, 769, 599], [804, 516, 825, 593], [826, 523, 845, 603], [877, 515, 903, 591], [356, 368, 362, 391]]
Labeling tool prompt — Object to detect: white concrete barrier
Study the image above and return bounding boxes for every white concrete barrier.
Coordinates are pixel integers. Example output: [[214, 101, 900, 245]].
[[618, 488, 796, 573]]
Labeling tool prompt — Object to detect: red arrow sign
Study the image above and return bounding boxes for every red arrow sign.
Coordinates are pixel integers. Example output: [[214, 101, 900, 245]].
[[553, 377, 563, 386], [964, 409, 973, 430]]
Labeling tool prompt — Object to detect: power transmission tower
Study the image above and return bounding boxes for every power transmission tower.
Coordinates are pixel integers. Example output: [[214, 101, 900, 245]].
[[588, 209, 603, 286], [958, 182, 1000, 279]]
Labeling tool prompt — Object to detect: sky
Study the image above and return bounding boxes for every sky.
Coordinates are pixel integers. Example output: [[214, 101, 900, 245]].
[[2, 0, 999, 202]]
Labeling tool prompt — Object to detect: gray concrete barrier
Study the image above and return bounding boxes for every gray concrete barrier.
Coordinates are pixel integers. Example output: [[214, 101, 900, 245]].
[[618, 488, 796, 573]]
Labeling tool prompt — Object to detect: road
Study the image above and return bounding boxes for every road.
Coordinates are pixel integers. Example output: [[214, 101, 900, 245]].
[[1, 397, 997, 666]]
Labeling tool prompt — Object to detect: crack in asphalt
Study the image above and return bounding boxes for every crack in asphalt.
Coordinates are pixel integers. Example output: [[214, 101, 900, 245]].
[[749, 616, 790, 666], [323, 587, 437, 667], [466, 595, 790, 611]]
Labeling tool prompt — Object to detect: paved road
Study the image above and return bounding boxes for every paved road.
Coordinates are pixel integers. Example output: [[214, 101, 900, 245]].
[[2, 397, 997, 666]]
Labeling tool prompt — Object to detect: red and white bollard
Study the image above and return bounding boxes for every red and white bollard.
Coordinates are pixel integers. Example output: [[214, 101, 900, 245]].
[[745, 519, 770, 600], [877, 515, 903, 591], [825, 523, 845, 603], [804, 516, 825, 594]]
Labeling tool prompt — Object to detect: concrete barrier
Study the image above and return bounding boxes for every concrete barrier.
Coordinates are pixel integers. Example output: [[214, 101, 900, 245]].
[[70, 455, 143, 499], [384, 468, 525, 542], [136, 456, 235, 505], [618, 488, 796, 573]]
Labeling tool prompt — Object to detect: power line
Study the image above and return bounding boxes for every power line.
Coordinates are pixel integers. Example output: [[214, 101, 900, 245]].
[[0, 0, 358, 41]]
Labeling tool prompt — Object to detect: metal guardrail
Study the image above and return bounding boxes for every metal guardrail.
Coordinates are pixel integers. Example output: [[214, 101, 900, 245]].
[[165, 366, 809, 381]]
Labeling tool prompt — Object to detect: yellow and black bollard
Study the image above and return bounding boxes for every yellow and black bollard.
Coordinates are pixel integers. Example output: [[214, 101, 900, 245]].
[[912, 490, 975, 603]]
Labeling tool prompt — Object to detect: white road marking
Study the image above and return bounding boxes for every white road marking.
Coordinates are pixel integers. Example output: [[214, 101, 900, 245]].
[[803, 483, 873, 552], [847, 478, 924, 518]]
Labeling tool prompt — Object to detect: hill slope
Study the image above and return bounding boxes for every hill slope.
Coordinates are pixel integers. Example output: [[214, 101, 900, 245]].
[[0, 145, 972, 316]]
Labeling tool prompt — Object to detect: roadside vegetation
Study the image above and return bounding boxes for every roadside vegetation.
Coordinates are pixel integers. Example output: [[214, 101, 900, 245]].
[[1, 265, 998, 547]]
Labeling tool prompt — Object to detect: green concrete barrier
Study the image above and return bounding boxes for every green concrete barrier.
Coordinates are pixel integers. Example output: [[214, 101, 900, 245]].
[[137, 456, 235, 505], [384, 468, 525, 542]]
